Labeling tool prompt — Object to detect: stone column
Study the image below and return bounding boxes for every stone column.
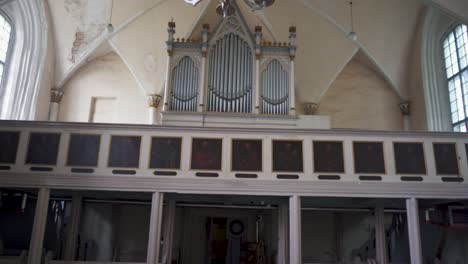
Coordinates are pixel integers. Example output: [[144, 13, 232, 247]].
[[148, 94, 162, 125], [48, 89, 64, 121], [406, 198, 422, 264], [399, 101, 411, 131], [28, 188, 50, 264]]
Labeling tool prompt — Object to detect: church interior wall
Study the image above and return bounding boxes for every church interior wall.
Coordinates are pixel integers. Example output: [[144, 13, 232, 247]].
[[58, 52, 148, 124], [317, 52, 403, 131]]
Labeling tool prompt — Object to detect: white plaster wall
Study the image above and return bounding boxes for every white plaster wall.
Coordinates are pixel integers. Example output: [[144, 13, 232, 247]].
[[59, 52, 147, 124], [318, 51, 403, 131]]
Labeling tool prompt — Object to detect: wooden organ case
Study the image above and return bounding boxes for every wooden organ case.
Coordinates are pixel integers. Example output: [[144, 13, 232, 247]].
[[162, 4, 297, 116]]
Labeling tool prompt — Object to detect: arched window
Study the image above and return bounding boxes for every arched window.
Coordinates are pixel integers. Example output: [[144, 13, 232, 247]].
[[0, 14, 11, 85], [443, 24, 468, 132]]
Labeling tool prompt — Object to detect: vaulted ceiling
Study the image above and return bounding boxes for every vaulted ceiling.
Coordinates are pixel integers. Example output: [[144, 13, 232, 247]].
[[45, 0, 467, 104]]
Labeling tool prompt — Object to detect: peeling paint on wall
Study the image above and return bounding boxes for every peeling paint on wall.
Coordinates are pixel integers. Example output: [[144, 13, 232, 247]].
[[64, 0, 112, 62]]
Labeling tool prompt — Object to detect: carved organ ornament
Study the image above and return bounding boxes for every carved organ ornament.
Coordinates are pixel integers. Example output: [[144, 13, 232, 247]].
[[163, 2, 297, 116]]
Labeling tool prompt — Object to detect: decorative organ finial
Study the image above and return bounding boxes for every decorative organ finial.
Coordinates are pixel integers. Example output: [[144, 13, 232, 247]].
[[289, 26, 297, 60], [167, 20, 176, 56], [254, 25, 262, 58]]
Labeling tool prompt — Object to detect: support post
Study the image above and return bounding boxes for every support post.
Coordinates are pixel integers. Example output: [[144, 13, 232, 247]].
[[289, 196, 301, 264], [406, 198, 422, 264], [28, 188, 50, 264], [147, 192, 164, 264], [63, 195, 82, 260], [399, 102, 411, 131], [48, 89, 64, 121], [289, 26, 297, 116], [254, 26, 262, 114], [277, 204, 289, 264], [375, 207, 388, 264], [199, 24, 210, 112], [161, 200, 176, 264], [163, 21, 176, 112], [148, 94, 162, 125]]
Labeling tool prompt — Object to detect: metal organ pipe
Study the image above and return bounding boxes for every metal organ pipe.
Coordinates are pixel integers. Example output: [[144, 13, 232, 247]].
[[170, 56, 198, 112], [261, 59, 289, 115], [207, 33, 252, 113]]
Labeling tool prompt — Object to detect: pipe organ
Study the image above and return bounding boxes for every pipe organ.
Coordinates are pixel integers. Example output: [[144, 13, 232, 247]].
[[207, 33, 253, 113], [170, 56, 199, 112], [261, 59, 290, 115], [163, 2, 297, 116]]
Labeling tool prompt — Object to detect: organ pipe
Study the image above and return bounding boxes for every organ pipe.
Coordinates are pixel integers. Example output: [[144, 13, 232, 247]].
[[261, 59, 289, 115], [170, 56, 199, 112], [207, 33, 253, 113]]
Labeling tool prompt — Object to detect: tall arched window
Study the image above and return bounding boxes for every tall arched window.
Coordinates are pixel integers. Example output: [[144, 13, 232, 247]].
[[0, 14, 11, 85], [443, 24, 468, 132]]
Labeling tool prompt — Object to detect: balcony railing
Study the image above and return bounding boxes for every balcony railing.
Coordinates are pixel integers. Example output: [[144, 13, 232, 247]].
[[0, 120, 467, 198]]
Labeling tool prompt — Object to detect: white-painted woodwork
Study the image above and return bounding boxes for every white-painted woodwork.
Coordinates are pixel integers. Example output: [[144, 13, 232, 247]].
[[406, 198, 422, 264], [28, 188, 50, 264], [289, 196, 301, 264]]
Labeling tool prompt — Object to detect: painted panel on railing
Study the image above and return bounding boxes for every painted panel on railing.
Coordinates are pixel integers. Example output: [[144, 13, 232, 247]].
[[0, 122, 467, 185]]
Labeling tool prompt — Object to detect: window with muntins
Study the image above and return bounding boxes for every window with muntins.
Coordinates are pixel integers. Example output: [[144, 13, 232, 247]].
[[443, 24, 468, 132]]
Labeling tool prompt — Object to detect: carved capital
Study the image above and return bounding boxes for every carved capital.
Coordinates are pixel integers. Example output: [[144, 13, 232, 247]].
[[148, 94, 162, 108], [303, 102, 318, 115], [50, 89, 64, 103], [399, 101, 410, 116]]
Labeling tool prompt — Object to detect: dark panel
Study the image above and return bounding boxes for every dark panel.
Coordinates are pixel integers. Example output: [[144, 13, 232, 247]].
[[401, 176, 424, 182], [191, 138, 222, 171], [196, 172, 219, 177], [442, 177, 464, 183], [433, 143, 459, 175], [108, 136, 141, 168], [394, 143, 426, 175], [67, 134, 100, 167], [272, 140, 303, 172], [359, 176, 382, 181], [232, 139, 262, 172], [235, 173, 258, 179], [313, 141, 344, 173], [112, 170, 136, 175], [277, 174, 299, 180], [71, 168, 95, 174], [26, 133, 60, 165], [30, 167, 53, 172], [318, 175, 341, 180], [149, 137, 182, 169], [353, 142, 385, 174], [154, 171, 177, 176], [0, 131, 20, 164]]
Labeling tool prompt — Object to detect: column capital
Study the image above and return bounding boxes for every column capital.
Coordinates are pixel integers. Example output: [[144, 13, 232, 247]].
[[50, 89, 64, 103], [399, 101, 410, 116], [303, 102, 318, 115], [148, 94, 163, 108]]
